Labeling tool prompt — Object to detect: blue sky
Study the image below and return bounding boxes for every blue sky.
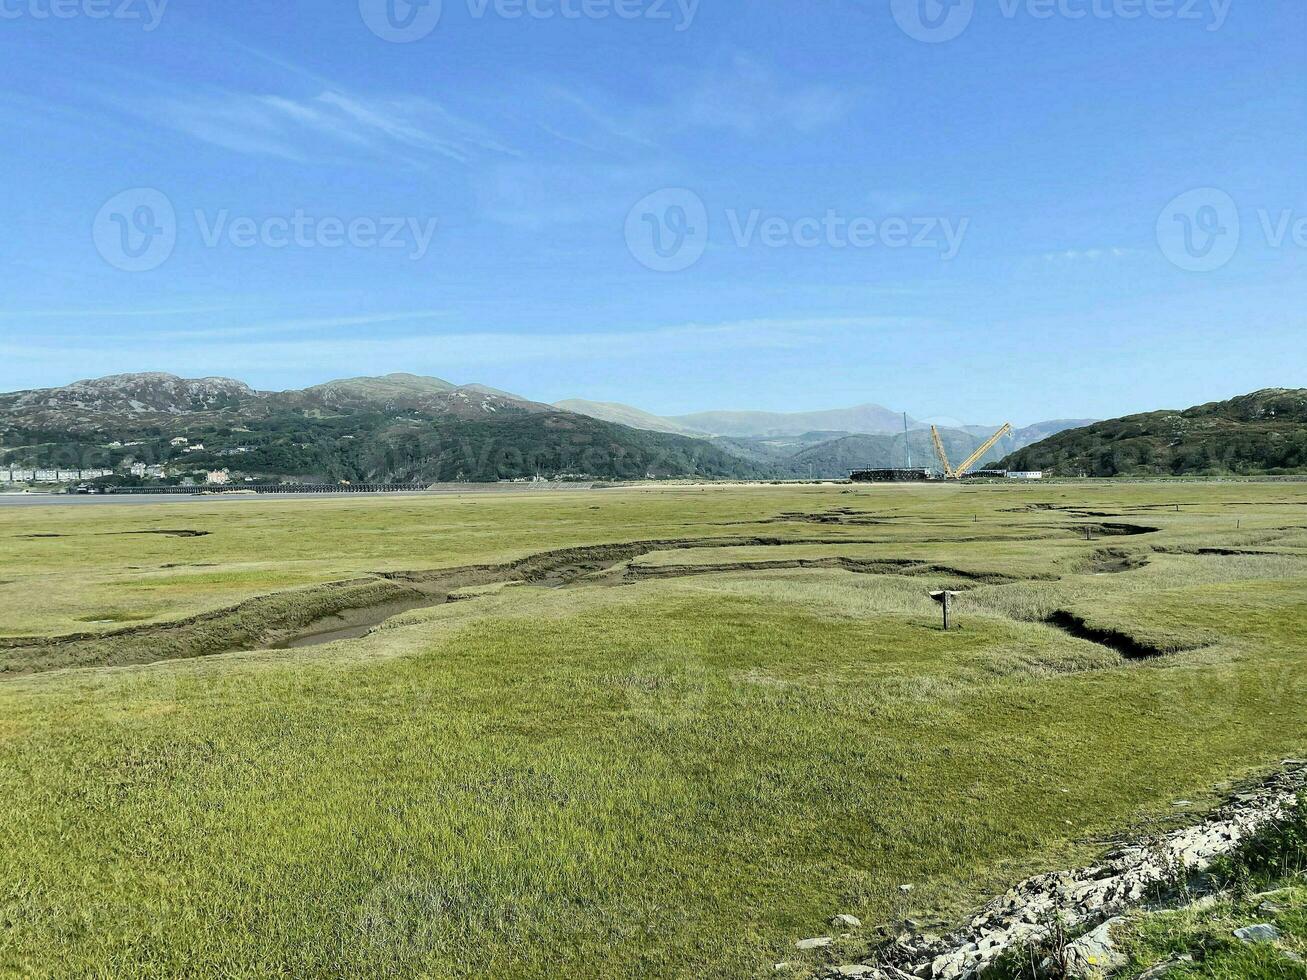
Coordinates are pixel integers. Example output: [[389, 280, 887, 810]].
[[1, 0, 1303, 425]]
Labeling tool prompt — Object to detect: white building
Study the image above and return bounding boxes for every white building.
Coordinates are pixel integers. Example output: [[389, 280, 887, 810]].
[[1006, 471, 1045, 480], [170, 437, 189, 447], [4, 468, 112, 483], [206, 469, 232, 485]]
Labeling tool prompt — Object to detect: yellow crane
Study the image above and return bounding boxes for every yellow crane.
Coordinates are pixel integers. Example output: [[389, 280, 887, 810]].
[[930, 422, 1014, 480]]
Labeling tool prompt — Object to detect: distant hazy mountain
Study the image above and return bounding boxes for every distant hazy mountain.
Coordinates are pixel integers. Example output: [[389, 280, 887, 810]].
[[1011, 419, 1099, 446], [1000, 390, 1307, 476], [555, 397, 1095, 473], [754, 420, 1098, 478], [784, 428, 989, 477], [554, 399, 707, 436], [670, 404, 911, 438]]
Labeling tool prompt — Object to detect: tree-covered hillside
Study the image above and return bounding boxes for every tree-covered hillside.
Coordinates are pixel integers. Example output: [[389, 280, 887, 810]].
[[0, 374, 764, 483], [1000, 389, 1307, 477]]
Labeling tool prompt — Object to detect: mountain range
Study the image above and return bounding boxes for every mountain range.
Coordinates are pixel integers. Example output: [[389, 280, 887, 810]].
[[565, 402, 916, 439], [0, 374, 756, 483], [553, 397, 1094, 474], [12, 373, 1298, 483], [0, 373, 1095, 484]]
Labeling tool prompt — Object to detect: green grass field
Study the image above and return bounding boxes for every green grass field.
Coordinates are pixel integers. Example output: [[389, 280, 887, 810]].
[[1, 482, 1305, 978]]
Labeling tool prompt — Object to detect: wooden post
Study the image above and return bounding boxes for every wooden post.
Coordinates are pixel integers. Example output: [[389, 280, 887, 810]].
[[931, 590, 958, 631]]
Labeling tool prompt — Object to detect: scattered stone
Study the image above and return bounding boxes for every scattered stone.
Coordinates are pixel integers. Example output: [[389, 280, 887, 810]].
[[832, 966, 876, 978], [823, 764, 1307, 980], [1234, 923, 1282, 944], [1258, 899, 1284, 914], [1138, 955, 1193, 979], [1062, 916, 1128, 976], [1172, 800, 1194, 806], [832, 913, 863, 929], [796, 937, 834, 951]]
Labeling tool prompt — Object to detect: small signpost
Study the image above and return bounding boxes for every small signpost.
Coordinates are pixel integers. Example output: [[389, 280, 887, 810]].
[[930, 590, 961, 631]]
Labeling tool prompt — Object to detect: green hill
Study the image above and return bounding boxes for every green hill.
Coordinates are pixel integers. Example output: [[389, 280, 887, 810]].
[[0, 374, 764, 484], [1000, 389, 1307, 477]]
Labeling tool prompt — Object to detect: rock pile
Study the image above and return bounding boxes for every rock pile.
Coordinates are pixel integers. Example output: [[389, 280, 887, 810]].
[[817, 761, 1306, 979]]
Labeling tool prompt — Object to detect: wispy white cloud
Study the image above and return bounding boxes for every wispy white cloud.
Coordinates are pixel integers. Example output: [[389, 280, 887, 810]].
[[76, 41, 519, 168], [118, 86, 516, 167], [532, 85, 660, 151], [1040, 247, 1138, 263], [474, 160, 670, 229], [673, 54, 858, 136]]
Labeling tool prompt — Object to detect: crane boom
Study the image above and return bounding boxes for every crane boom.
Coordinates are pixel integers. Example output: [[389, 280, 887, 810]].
[[954, 423, 1014, 478], [929, 425, 955, 479]]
